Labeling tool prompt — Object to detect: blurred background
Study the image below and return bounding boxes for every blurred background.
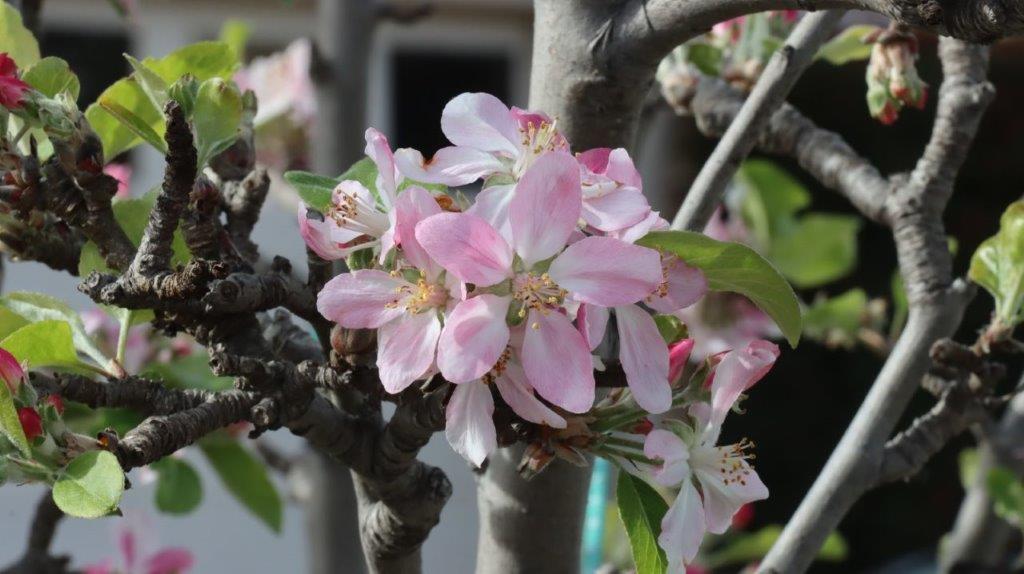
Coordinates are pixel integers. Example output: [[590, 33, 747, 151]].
[[1, 0, 1023, 572]]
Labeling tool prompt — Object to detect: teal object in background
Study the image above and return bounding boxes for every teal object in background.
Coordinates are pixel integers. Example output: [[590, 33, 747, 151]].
[[582, 458, 612, 573]]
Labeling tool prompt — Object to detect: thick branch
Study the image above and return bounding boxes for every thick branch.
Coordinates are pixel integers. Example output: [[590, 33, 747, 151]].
[[671, 10, 846, 231]]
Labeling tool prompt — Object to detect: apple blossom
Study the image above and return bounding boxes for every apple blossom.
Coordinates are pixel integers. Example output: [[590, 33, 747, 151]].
[[643, 340, 779, 572], [298, 128, 401, 261], [18, 407, 42, 441], [317, 186, 450, 393], [0, 53, 30, 110], [416, 151, 662, 413], [576, 147, 651, 233], [234, 39, 316, 127], [84, 513, 195, 574]]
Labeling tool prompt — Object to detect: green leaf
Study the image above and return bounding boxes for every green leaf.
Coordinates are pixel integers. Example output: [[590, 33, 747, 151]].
[[284, 170, 338, 211], [143, 41, 239, 84], [653, 314, 686, 344], [802, 289, 867, 348], [167, 75, 200, 118], [738, 160, 810, 247], [616, 473, 668, 574], [193, 78, 242, 166], [0, 320, 85, 372], [21, 57, 80, 100], [969, 200, 1024, 328], [959, 448, 979, 489], [125, 55, 170, 112], [817, 25, 879, 65], [0, 377, 30, 457], [686, 43, 723, 76], [98, 98, 168, 154], [638, 231, 802, 346], [52, 450, 125, 518], [200, 434, 282, 532], [705, 525, 847, 568], [0, 306, 28, 340], [0, 3, 40, 68], [769, 214, 861, 288], [153, 457, 203, 515], [988, 466, 1024, 526], [2, 292, 111, 368], [219, 20, 250, 61]]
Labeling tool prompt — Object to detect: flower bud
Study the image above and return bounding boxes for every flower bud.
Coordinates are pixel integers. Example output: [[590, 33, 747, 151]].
[[0, 53, 30, 110], [668, 339, 695, 385], [865, 27, 927, 125], [0, 347, 25, 394], [18, 407, 42, 441], [45, 394, 65, 415]]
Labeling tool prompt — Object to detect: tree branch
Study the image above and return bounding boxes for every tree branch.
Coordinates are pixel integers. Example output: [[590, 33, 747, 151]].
[[671, 9, 846, 231]]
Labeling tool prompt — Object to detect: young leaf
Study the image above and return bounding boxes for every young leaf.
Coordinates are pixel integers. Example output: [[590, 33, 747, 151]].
[[0, 320, 87, 372], [616, 473, 669, 574], [988, 467, 1024, 526], [0, 377, 30, 457], [283, 171, 339, 211], [738, 160, 810, 246], [153, 457, 203, 515], [219, 20, 250, 61], [143, 41, 239, 83], [969, 200, 1024, 328], [653, 315, 686, 344], [638, 231, 802, 346], [200, 434, 282, 532], [193, 78, 242, 167], [685, 43, 723, 76], [0, 306, 28, 340], [802, 289, 867, 348], [2, 292, 111, 368], [21, 57, 80, 100], [145, 354, 232, 391], [125, 54, 170, 112], [704, 525, 847, 568], [0, 2, 40, 68], [52, 450, 125, 518], [768, 214, 861, 288], [958, 448, 979, 489], [80, 191, 191, 277], [98, 98, 169, 154], [817, 25, 879, 66]]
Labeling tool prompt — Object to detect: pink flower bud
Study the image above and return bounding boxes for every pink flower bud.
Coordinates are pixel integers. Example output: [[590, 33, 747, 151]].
[[668, 339, 695, 385], [632, 418, 654, 435], [732, 502, 755, 529], [45, 394, 65, 415], [18, 407, 42, 441], [0, 347, 25, 394], [0, 53, 30, 110]]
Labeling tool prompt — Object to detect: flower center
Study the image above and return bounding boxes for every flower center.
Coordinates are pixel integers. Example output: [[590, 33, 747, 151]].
[[386, 274, 447, 314], [512, 272, 567, 321], [715, 438, 757, 487], [514, 120, 568, 177], [328, 189, 389, 237]]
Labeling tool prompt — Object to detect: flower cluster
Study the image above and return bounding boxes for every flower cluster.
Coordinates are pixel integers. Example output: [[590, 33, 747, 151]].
[[866, 26, 928, 125], [306, 93, 709, 465]]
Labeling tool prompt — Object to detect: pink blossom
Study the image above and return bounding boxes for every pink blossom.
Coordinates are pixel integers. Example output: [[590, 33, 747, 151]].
[[0, 346, 24, 394], [104, 163, 132, 198], [18, 407, 42, 440], [317, 186, 449, 393], [643, 340, 778, 571], [416, 152, 662, 413], [235, 39, 316, 127], [445, 339, 566, 466], [668, 339, 695, 384], [298, 128, 402, 261], [0, 53, 30, 109], [83, 513, 194, 574], [576, 147, 651, 232]]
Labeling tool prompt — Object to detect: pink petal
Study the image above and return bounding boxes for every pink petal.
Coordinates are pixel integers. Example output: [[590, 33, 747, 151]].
[[668, 339, 695, 384], [548, 237, 662, 307], [576, 303, 609, 351], [441, 92, 519, 156], [445, 381, 497, 467], [298, 204, 348, 261], [415, 213, 513, 287], [616, 305, 671, 414], [119, 527, 138, 571], [466, 184, 514, 241], [437, 294, 511, 383], [659, 479, 707, 569], [644, 429, 690, 486], [144, 548, 195, 574], [364, 128, 400, 206], [394, 146, 505, 186], [521, 309, 594, 413], [706, 340, 780, 441], [581, 187, 650, 232], [394, 186, 443, 276], [577, 147, 611, 174], [377, 312, 442, 394], [648, 258, 708, 314], [508, 151, 582, 266], [605, 148, 642, 189], [317, 270, 408, 328], [0, 346, 24, 393], [613, 211, 669, 244], [694, 454, 769, 534], [83, 559, 115, 574], [494, 360, 567, 428]]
